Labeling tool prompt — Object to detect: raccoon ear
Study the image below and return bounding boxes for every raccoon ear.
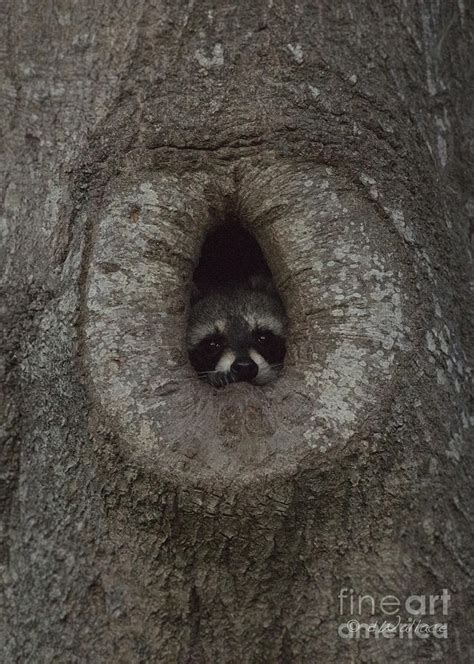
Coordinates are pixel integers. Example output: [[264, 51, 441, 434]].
[[247, 272, 276, 294], [190, 282, 203, 305], [190, 281, 213, 304]]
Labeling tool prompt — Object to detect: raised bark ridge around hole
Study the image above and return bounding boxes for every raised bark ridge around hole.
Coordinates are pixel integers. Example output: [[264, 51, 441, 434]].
[[83, 162, 415, 485]]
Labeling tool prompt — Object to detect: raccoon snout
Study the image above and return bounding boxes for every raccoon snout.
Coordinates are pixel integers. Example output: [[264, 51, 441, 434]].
[[231, 357, 259, 382]]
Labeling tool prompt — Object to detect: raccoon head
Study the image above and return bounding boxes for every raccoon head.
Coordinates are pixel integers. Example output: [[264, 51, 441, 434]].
[[187, 278, 287, 388]]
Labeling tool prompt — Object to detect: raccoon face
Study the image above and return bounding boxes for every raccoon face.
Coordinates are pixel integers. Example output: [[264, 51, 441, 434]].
[[187, 284, 287, 388]]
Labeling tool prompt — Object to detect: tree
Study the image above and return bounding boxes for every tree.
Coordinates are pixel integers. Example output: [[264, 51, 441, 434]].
[[1, 1, 472, 661]]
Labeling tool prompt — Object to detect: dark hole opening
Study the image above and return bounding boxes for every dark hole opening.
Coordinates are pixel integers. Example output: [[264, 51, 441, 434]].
[[192, 221, 272, 291], [187, 222, 287, 388]]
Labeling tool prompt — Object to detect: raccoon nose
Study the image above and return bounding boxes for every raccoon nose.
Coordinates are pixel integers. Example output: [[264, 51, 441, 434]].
[[231, 357, 259, 381]]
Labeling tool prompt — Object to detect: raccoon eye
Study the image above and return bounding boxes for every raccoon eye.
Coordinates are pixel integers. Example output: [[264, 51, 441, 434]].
[[254, 329, 274, 345], [201, 334, 224, 353]]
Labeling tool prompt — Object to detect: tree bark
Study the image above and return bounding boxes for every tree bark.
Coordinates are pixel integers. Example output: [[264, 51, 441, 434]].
[[1, 1, 472, 662]]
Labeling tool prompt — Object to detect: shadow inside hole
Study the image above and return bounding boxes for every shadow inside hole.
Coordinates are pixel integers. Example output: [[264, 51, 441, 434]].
[[188, 221, 288, 388], [192, 222, 272, 292]]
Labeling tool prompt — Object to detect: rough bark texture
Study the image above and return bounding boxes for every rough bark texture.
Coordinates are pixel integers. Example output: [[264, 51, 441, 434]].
[[1, 1, 473, 662]]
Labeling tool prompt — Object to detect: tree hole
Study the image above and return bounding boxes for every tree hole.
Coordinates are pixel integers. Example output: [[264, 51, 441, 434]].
[[187, 222, 288, 388]]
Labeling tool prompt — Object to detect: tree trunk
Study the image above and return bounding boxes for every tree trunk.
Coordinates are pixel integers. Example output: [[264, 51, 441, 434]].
[[1, 1, 472, 662]]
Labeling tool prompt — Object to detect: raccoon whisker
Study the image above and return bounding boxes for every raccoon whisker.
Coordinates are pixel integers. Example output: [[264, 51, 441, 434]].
[[217, 373, 230, 388], [196, 370, 236, 388]]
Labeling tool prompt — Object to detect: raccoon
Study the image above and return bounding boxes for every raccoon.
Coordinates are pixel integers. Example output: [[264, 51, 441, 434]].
[[187, 276, 287, 387]]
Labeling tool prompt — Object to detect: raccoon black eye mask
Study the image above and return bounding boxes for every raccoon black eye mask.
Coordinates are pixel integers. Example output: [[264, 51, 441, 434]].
[[187, 279, 287, 388]]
